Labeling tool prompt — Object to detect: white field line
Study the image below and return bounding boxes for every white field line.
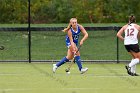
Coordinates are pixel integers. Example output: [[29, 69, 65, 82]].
[[62, 87, 138, 90], [62, 88, 101, 90], [0, 87, 137, 92], [0, 72, 134, 77], [0, 73, 23, 76], [0, 88, 32, 92]]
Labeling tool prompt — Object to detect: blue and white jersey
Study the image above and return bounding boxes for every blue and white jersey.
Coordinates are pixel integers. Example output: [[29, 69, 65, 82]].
[[66, 25, 81, 47]]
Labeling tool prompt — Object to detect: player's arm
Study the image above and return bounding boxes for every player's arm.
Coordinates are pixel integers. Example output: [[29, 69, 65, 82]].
[[116, 25, 126, 41], [138, 25, 140, 38], [67, 30, 76, 52], [79, 24, 88, 46], [135, 24, 140, 38]]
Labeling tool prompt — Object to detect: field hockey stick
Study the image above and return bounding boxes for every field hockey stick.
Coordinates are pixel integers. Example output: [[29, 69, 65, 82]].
[[65, 45, 81, 72]]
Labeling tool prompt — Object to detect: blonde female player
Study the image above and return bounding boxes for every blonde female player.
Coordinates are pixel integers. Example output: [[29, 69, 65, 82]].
[[53, 18, 88, 74], [117, 15, 140, 76]]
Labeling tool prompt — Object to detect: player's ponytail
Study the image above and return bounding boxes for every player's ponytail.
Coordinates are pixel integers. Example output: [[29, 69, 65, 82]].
[[128, 15, 136, 25], [62, 23, 71, 32], [62, 18, 77, 32]]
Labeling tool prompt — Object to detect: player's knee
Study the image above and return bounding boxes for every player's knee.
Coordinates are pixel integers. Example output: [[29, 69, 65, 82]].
[[136, 54, 140, 60], [66, 56, 73, 60], [76, 52, 80, 56]]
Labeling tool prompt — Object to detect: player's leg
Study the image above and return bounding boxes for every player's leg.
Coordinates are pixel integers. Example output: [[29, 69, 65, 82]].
[[132, 65, 139, 76], [125, 45, 140, 76], [129, 52, 140, 76], [126, 52, 139, 76], [130, 59, 135, 73], [125, 45, 133, 75], [132, 65, 136, 74], [75, 51, 82, 71], [53, 47, 74, 73], [129, 53, 135, 74], [129, 53, 139, 67], [129, 59, 137, 75], [126, 59, 133, 74], [75, 51, 88, 74]]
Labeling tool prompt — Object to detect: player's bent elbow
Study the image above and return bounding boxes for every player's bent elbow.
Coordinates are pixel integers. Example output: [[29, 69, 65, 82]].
[[86, 33, 88, 38], [116, 33, 120, 37]]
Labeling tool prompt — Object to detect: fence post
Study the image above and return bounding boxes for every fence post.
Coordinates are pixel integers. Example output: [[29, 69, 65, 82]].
[[117, 35, 119, 63], [28, 0, 31, 63], [114, 26, 119, 63]]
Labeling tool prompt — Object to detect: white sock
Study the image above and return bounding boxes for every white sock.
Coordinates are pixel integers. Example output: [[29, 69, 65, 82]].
[[130, 59, 134, 73], [131, 65, 136, 73], [134, 65, 136, 73], [129, 58, 139, 67]]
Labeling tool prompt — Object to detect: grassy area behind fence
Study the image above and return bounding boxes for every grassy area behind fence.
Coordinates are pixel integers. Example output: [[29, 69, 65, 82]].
[[0, 29, 130, 61]]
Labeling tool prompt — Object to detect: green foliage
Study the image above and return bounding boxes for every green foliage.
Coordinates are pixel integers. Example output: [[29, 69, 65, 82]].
[[1, 0, 140, 23], [0, 0, 28, 23]]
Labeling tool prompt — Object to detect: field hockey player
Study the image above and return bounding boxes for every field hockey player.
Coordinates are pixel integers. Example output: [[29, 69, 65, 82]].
[[53, 18, 88, 74]]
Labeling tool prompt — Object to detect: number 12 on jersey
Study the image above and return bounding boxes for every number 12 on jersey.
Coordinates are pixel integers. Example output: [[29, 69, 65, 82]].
[[127, 28, 134, 36]]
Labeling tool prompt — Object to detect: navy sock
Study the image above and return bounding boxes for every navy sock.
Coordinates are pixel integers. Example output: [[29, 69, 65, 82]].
[[75, 56, 82, 71], [56, 57, 69, 67]]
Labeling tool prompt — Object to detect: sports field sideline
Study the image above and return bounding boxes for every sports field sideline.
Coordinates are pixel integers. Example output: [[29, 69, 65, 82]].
[[0, 63, 139, 93]]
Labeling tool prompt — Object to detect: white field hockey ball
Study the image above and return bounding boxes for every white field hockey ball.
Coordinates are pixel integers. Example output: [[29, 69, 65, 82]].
[[67, 72, 70, 74]]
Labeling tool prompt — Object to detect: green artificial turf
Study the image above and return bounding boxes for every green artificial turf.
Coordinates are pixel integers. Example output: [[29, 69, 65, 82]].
[[0, 63, 139, 93]]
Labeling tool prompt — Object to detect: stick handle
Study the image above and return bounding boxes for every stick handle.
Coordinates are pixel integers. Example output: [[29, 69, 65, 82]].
[[74, 45, 81, 56]]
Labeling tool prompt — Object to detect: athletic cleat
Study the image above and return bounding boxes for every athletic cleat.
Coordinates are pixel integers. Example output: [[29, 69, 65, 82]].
[[125, 66, 132, 75], [53, 64, 58, 73], [134, 73, 139, 76], [80, 67, 88, 74], [131, 73, 139, 76]]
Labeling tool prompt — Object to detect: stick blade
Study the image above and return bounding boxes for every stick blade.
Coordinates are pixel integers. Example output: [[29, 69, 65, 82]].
[[65, 68, 70, 72]]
